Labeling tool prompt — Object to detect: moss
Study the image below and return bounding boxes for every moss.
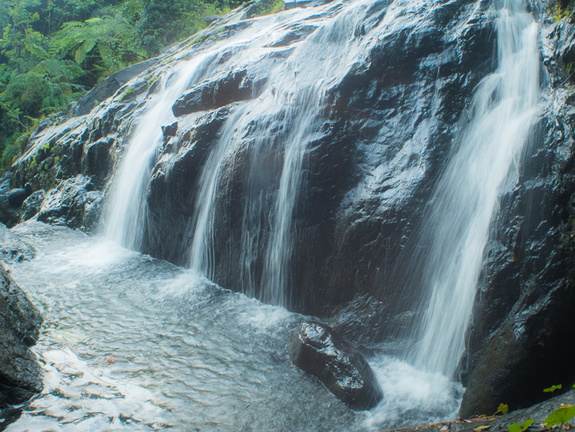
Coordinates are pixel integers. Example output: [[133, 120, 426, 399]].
[[118, 86, 135, 103], [245, 0, 284, 19], [550, 0, 575, 21]]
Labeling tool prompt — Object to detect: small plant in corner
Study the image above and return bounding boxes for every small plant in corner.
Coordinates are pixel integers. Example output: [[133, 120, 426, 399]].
[[542, 405, 575, 428], [507, 419, 534, 432]]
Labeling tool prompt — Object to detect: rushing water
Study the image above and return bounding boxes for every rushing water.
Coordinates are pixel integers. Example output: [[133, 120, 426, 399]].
[[407, 0, 539, 377], [3, 0, 543, 429], [4, 222, 462, 431]]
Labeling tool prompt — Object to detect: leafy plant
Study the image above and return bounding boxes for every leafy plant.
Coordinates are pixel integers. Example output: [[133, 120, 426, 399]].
[[543, 405, 575, 427], [543, 384, 563, 393], [507, 419, 534, 432], [496, 404, 509, 415]]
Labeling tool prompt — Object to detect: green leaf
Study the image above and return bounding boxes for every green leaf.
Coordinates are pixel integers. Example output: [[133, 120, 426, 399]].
[[507, 419, 534, 432], [543, 405, 575, 427], [496, 403, 509, 415], [543, 384, 563, 393]]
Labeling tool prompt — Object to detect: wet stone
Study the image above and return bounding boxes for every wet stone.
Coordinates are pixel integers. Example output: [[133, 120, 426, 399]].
[[288, 322, 383, 410]]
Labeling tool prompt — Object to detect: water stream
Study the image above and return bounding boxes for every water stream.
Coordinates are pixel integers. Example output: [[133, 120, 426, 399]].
[[3, 0, 542, 429], [407, 0, 539, 377], [4, 222, 461, 431]]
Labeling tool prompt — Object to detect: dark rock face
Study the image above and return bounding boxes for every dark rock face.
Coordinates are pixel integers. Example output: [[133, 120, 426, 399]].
[[288, 322, 383, 410], [0, 263, 43, 408], [458, 14, 575, 416], [35, 176, 102, 230], [6, 0, 575, 418], [172, 70, 267, 117], [7, 184, 32, 208]]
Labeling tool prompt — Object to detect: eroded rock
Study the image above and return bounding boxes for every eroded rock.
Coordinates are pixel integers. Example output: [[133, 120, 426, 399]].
[[288, 322, 383, 410], [0, 264, 42, 408], [172, 70, 267, 116]]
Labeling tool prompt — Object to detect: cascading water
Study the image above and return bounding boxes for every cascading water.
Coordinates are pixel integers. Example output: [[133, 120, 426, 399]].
[[187, 0, 392, 306], [102, 53, 212, 249], [102, 20, 290, 249], [407, 0, 539, 377], [17, 0, 544, 429]]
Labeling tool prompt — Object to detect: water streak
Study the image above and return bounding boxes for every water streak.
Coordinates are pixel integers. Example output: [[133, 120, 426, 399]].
[[409, 0, 539, 377]]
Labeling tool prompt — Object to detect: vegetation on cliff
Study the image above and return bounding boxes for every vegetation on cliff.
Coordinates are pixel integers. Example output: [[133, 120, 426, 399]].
[[0, 0, 247, 168]]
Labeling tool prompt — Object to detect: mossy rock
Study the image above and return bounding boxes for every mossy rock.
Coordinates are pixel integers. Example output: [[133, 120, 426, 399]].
[[245, 0, 284, 19]]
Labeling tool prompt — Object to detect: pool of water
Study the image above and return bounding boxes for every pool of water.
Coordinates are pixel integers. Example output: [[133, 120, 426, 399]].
[[4, 222, 462, 432]]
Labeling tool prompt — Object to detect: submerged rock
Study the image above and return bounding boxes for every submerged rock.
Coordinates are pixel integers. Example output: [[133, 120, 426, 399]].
[[0, 264, 42, 408], [288, 322, 383, 410]]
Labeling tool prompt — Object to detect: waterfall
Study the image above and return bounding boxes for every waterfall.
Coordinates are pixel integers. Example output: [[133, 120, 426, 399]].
[[101, 20, 287, 249], [102, 53, 213, 249], [408, 0, 539, 377], [187, 0, 393, 306]]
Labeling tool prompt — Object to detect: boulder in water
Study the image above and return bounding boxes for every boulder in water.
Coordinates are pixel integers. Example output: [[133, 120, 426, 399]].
[[288, 322, 383, 410]]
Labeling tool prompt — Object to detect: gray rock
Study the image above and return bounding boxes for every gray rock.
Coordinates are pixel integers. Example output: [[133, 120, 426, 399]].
[[20, 190, 46, 222], [0, 224, 35, 264], [36, 176, 102, 231], [288, 322, 383, 410], [0, 264, 42, 408], [7, 184, 32, 208], [172, 70, 267, 116]]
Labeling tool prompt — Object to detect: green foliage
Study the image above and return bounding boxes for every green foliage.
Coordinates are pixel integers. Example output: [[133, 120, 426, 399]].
[[543, 384, 563, 393], [550, 0, 575, 21], [507, 419, 534, 432], [0, 0, 252, 167], [495, 404, 509, 415], [51, 15, 144, 86], [543, 405, 575, 427], [245, 0, 284, 19]]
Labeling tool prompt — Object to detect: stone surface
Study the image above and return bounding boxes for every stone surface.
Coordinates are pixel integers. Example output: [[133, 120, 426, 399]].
[[0, 224, 35, 264], [172, 70, 267, 116], [288, 322, 383, 410], [20, 190, 46, 222], [5, 0, 575, 418], [0, 263, 42, 408]]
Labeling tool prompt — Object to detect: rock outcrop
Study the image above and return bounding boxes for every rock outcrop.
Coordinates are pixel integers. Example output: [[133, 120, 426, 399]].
[[4, 0, 575, 418], [288, 322, 383, 410], [0, 262, 43, 408]]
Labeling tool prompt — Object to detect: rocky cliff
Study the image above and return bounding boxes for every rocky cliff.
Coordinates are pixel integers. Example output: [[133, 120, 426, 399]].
[[0, 226, 42, 412], [2, 0, 575, 417]]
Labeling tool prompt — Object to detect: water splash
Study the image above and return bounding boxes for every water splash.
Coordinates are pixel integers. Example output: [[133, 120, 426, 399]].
[[409, 0, 539, 377]]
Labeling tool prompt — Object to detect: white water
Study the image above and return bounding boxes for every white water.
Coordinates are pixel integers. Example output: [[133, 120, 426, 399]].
[[102, 54, 209, 249], [102, 19, 291, 249], [87, 0, 542, 427], [4, 222, 462, 431], [187, 0, 387, 305], [409, 0, 539, 377]]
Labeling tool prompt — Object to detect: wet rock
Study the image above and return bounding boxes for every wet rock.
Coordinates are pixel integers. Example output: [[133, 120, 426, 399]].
[[0, 224, 35, 264], [7, 184, 32, 208], [20, 190, 45, 222], [288, 322, 383, 410], [0, 195, 19, 228], [162, 122, 179, 139], [36, 176, 103, 232], [0, 264, 42, 408], [204, 15, 224, 24], [172, 70, 267, 116], [71, 58, 158, 116]]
